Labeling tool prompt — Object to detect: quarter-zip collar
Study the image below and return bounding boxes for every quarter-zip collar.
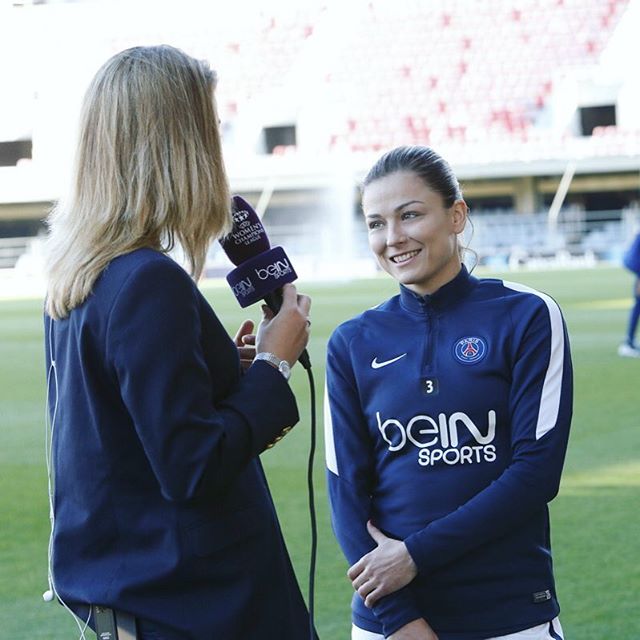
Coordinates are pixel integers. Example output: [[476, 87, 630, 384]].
[[399, 264, 477, 314]]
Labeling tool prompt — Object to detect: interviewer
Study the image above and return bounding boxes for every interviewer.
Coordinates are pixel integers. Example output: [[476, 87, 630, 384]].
[[43, 45, 312, 639]]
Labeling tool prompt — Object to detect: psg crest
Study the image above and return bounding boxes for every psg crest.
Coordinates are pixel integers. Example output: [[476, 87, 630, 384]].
[[454, 336, 487, 364]]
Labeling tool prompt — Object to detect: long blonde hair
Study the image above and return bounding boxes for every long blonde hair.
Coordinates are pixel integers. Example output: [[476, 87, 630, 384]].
[[45, 45, 231, 319]]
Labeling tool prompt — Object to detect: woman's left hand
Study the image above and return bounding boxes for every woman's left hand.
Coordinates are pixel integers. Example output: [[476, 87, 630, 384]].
[[234, 320, 256, 371], [348, 521, 418, 608]]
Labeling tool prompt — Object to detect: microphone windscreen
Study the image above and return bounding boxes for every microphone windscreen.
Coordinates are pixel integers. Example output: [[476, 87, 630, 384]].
[[220, 196, 271, 266]]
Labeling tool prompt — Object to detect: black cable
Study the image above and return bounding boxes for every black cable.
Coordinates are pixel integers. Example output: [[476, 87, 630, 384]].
[[262, 290, 316, 636], [305, 364, 318, 640]]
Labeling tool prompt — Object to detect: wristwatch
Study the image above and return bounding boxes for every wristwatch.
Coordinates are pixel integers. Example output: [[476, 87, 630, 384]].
[[254, 352, 291, 381]]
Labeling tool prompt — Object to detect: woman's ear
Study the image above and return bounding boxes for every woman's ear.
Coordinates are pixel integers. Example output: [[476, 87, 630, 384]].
[[451, 200, 468, 233]]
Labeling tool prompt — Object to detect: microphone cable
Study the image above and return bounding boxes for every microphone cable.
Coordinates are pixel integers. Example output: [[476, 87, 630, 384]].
[[304, 363, 318, 640], [220, 195, 317, 636], [262, 290, 316, 637]]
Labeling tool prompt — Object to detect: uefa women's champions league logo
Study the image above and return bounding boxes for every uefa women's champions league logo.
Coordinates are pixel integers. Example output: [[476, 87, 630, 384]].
[[453, 336, 488, 364], [221, 196, 299, 308]]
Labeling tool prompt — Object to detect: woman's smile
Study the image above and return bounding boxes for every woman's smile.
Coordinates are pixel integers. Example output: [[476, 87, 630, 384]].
[[389, 249, 422, 265]]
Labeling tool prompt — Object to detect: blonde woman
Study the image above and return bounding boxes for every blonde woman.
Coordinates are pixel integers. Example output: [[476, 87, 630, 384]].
[[44, 45, 312, 639]]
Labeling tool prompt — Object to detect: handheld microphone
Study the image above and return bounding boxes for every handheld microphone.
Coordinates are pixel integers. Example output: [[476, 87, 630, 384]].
[[221, 197, 318, 638], [220, 196, 311, 370]]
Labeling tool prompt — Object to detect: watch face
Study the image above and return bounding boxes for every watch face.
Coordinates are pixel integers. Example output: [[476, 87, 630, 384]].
[[279, 361, 291, 379]]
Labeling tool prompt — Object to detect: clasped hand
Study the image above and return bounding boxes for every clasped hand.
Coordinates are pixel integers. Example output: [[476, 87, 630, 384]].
[[348, 521, 417, 608], [349, 523, 438, 639]]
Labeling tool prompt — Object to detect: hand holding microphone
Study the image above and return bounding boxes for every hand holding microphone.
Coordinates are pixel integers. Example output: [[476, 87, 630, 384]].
[[220, 196, 312, 370], [256, 283, 311, 369]]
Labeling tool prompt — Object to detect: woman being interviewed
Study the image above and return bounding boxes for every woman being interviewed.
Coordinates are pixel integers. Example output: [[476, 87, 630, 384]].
[[325, 146, 572, 640], [44, 46, 312, 639]]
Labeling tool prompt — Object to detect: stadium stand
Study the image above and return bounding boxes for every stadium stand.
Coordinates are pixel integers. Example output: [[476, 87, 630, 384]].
[[319, 0, 632, 154], [91, 0, 637, 161], [0, 0, 639, 281]]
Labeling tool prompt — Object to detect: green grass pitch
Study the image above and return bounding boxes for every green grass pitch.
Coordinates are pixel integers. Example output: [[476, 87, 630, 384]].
[[1, 266, 639, 639]]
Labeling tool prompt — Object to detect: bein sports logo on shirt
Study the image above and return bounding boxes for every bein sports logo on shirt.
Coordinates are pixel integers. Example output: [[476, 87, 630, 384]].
[[375, 410, 497, 467]]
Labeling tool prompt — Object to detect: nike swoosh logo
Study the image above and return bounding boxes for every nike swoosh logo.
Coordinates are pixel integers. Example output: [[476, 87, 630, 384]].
[[371, 353, 407, 369]]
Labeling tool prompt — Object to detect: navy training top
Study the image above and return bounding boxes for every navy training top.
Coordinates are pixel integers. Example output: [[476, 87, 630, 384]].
[[325, 266, 573, 639]]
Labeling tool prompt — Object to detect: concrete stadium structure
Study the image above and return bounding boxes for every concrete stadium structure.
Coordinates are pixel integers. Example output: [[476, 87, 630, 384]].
[[1, 0, 639, 278]]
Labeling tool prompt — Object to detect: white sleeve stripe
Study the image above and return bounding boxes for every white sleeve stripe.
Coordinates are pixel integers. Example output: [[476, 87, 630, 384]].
[[503, 280, 565, 440], [324, 380, 339, 475]]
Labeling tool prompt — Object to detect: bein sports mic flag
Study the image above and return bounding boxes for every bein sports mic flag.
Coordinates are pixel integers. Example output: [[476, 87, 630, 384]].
[[220, 196, 298, 308]]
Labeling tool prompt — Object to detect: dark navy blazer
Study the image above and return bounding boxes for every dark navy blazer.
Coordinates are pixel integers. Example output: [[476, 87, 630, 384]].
[[44, 248, 311, 639]]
